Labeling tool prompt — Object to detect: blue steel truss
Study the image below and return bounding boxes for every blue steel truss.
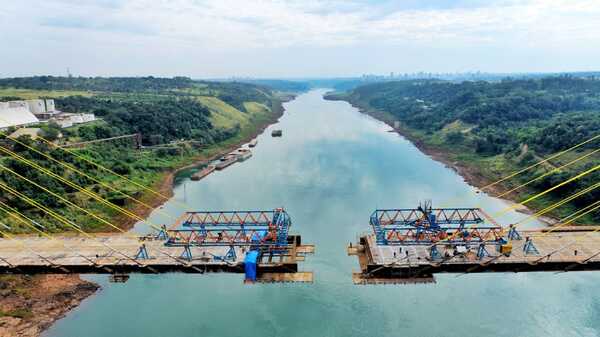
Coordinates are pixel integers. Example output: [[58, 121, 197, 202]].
[[370, 207, 504, 246], [164, 209, 291, 252]]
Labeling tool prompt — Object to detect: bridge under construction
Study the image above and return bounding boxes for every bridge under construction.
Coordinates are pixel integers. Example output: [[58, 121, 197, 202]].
[[349, 205, 600, 284], [0, 209, 314, 283]]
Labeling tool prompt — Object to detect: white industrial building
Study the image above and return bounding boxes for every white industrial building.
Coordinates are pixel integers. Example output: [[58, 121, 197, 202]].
[[25, 99, 47, 114], [0, 98, 95, 130], [0, 101, 40, 129]]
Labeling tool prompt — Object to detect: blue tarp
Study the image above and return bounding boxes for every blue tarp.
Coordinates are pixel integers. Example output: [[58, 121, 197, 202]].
[[244, 250, 259, 282]]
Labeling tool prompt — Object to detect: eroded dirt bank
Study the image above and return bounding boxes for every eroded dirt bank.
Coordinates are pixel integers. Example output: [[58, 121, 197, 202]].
[[0, 275, 99, 337]]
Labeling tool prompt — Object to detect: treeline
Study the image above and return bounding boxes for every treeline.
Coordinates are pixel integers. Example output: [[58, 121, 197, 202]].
[[0, 76, 195, 93], [235, 79, 310, 93], [0, 76, 280, 114], [56, 96, 235, 145], [349, 77, 600, 155]]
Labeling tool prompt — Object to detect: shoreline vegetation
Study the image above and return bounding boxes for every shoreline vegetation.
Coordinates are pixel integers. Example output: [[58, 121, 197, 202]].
[[324, 76, 599, 226], [0, 76, 294, 337]]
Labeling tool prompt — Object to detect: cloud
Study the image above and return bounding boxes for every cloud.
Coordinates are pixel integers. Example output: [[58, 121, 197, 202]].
[[1, 0, 599, 77], [40, 15, 156, 35], [8, 0, 599, 48]]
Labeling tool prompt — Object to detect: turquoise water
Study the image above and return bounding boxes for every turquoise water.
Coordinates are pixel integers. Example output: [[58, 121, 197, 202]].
[[45, 90, 600, 337]]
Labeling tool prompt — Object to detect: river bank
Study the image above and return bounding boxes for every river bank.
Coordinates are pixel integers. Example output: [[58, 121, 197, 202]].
[[323, 92, 557, 225], [118, 95, 290, 231], [0, 95, 290, 337], [0, 275, 99, 337]]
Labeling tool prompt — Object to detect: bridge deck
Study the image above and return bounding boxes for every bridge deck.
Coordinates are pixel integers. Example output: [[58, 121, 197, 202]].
[[0, 234, 313, 278], [349, 228, 600, 284]]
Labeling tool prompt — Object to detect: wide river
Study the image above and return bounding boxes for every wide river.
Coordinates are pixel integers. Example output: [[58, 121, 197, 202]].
[[46, 90, 600, 337]]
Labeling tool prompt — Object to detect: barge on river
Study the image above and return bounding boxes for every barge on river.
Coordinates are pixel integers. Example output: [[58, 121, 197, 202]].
[[191, 165, 215, 181], [216, 155, 238, 170]]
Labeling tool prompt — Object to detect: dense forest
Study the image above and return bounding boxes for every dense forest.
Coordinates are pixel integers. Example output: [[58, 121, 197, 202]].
[[346, 77, 600, 154], [331, 76, 600, 222], [55, 96, 235, 145]]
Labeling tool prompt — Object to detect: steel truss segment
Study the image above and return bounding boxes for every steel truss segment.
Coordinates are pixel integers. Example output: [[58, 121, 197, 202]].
[[370, 207, 504, 245], [166, 209, 291, 249], [181, 210, 286, 227], [372, 208, 487, 228]]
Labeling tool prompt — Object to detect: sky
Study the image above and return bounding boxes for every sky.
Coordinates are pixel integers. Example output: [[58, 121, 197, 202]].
[[1, 0, 599, 78]]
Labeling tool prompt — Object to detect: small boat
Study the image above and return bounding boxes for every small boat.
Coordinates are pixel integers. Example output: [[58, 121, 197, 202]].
[[237, 149, 252, 162], [271, 130, 282, 137], [220, 154, 236, 161], [191, 165, 215, 181], [216, 156, 237, 170], [248, 139, 258, 147]]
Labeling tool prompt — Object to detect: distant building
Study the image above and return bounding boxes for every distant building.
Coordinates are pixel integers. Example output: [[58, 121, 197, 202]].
[[0, 99, 95, 129], [45, 99, 56, 112], [25, 99, 47, 114], [26, 99, 60, 120], [0, 101, 40, 129]]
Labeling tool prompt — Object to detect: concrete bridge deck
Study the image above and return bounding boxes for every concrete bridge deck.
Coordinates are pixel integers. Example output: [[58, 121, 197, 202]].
[[0, 234, 314, 283], [349, 227, 600, 284]]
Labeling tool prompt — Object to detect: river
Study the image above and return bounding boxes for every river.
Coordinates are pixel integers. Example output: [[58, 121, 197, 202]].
[[45, 90, 600, 337]]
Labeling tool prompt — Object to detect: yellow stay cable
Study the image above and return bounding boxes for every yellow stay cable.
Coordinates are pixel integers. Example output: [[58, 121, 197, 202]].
[[0, 130, 179, 221], [0, 202, 99, 266], [424, 169, 598, 250], [0, 183, 187, 266], [458, 182, 599, 245], [515, 182, 600, 226], [560, 200, 600, 224], [495, 148, 599, 199], [439, 134, 599, 208], [38, 135, 188, 205], [528, 202, 600, 263], [466, 149, 598, 221], [480, 134, 600, 192], [492, 164, 599, 218], [0, 182, 143, 265], [0, 163, 187, 266], [0, 201, 57, 239], [0, 146, 161, 231], [0, 227, 69, 270], [0, 163, 144, 235], [464, 202, 600, 272]]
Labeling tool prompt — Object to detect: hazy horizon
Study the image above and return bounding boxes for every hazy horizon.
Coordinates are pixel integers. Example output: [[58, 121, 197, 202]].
[[2, 0, 600, 78]]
